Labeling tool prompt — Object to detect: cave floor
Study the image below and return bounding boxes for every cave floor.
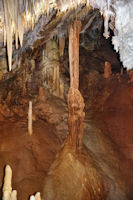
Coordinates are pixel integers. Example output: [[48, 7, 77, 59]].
[[0, 119, 60, 200]]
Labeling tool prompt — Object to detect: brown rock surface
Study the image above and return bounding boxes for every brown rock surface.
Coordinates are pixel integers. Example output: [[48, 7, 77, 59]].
[[99, 82, 133, 161], [0, 120, 60, 200]]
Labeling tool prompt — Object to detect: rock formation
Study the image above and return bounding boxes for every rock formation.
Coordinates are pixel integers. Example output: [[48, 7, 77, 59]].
[[66, 20, 85, 150], [42, 20, 106, 200], [0, 1, 133, 200], [104, 61, 112, 79], [2, 165, 17, 200]]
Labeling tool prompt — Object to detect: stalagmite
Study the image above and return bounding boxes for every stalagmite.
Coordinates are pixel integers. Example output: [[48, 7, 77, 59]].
[[10, 190, 17, 200], [29, 193, 41, 200], [3, 165, 12, 200], [104, 61, 112, 79], [67, 20, 85, 151], [59, 36, 65, 57], [30, 195, 35, 200], [35, 192, 41, 200], [28, 101, 33, 135]]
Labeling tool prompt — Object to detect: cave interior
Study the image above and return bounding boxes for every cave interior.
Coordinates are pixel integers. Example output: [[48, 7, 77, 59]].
[[0, 0, 133, 200]]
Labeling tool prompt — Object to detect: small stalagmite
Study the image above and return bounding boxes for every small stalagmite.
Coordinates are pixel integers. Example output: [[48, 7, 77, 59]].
[[30, 193, 41, 200], [3, 165, 12, 200], [104, 61, 112, 79], [30, 195, 35, 200], [35, 192, 41, 200], [10, 190, 17, 200]]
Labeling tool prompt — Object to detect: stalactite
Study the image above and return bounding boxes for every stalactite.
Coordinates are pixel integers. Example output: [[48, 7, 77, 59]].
[[0, 0, 128, 71], [28, 101, 33, 135], [13, 0, 19, 50], [86, 0, 92, 9], [31, 15, 34, 30], [67, 20, 85, 151], [18, 13, 24, 47], [3, 0, 13, 71], [103, 10, 110, 39], [59, 36, 65, 57], [2, 0, 19, 70], [3, 165, 12, 200], [86, 0, 90, 6], [15, 31, 18, 49], [46, 0, 49, 15]]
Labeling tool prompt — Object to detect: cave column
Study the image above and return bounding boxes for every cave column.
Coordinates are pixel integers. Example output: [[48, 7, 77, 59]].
[[67, 20, 85, 151]]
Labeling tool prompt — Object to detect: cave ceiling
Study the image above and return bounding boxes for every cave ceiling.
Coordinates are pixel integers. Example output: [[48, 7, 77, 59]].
[[0, 0, 132, 72]]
